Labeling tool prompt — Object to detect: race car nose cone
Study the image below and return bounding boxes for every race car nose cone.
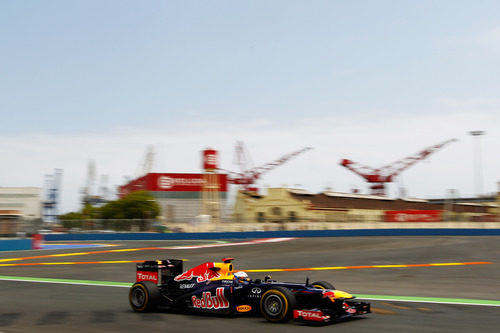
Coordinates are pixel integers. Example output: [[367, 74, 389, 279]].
[[333, 290, 353, 299], [323, 290, 353, 300]]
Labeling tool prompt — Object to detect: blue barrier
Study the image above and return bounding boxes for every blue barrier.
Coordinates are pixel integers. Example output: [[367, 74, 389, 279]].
[[43, 228, 500, 241], [0, 239, 32, 251]]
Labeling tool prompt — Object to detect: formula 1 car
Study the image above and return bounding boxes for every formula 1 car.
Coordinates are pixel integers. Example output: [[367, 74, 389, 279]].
[[129, 258, 370, 324]]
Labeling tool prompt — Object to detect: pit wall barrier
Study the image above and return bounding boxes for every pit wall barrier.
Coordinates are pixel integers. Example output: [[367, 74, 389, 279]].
[[0, 239, 32, 251], [0, 234, 44, 252], [43, 228, 500, 241]]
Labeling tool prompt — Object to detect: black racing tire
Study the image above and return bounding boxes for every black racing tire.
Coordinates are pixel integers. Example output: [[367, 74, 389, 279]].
[[260, 287, 296, 323], [311, 280, 335, 290], [129, 281, 160, 312]]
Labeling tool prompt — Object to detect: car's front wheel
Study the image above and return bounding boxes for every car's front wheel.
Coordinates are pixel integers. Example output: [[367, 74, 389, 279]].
[[129, 281, 160, 312], [311, 280, 335, 290], [260, 287, 296, 323]]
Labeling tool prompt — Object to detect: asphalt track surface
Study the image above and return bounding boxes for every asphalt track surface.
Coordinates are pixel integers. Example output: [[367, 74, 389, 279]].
[[0, 236, 499, 332]]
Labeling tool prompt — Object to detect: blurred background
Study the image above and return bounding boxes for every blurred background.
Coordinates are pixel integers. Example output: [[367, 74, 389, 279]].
[[1, 1, 499, 235]]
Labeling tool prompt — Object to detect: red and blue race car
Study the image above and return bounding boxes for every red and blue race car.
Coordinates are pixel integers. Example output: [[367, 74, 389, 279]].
[[129, 258, 370, 324]]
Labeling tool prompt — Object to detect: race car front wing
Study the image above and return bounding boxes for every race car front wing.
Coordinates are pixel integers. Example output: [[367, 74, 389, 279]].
[[293, 300, 371, 323]]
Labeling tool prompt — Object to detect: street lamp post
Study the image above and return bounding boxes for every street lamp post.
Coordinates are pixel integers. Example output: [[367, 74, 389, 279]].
[[468, 130, 486, 196]]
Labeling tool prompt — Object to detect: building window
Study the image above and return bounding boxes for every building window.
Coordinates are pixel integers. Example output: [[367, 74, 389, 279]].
[[256, 212, 265, 223], [288, 211, 297, 222], [271, 207, 282, 216]]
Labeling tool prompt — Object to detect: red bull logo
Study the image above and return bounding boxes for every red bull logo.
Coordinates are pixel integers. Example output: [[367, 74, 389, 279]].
[[174, 262, 220, 283], [191, 288, 229, 309]]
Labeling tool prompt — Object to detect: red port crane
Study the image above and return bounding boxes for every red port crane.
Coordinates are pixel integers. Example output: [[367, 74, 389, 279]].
[[340, 138, 457, 196], [219, 141, 312, 192]]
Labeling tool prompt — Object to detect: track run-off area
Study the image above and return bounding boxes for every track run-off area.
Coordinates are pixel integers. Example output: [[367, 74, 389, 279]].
[[0, 236, 499, 332]]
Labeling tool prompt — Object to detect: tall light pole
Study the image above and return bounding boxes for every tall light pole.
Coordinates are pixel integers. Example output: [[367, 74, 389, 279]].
[[469, 130, 485, 196]]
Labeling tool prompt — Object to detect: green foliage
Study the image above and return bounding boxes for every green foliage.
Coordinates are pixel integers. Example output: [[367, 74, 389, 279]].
[[58, 191, 160, 231], [60, 219, 85, 229], [58, 211, 85, 229], [100, 191, 160, 220], [59, 212, 85, 220], [82, 203, 98, 218]]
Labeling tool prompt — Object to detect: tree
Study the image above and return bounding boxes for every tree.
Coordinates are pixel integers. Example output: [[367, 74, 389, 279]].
[[59, 191, 160, 231], [58, 211, 85, 229], [100, 191, 160, 220]]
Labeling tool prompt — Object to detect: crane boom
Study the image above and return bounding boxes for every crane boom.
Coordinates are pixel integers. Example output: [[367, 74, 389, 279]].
[[379, 138, 458, 177], [340, 138, 457, 195], [220, 145, 313, 191], [251, 147, 313, 178]]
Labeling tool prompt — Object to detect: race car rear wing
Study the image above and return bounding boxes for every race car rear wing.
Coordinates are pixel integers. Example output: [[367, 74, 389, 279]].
[[136, 259, 183, 285]]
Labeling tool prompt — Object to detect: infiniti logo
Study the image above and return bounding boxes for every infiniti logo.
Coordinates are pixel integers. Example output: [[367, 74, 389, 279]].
[[251, 288, 261, 294]]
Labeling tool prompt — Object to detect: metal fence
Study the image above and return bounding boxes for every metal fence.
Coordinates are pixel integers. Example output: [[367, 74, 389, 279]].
[[0, 218, 41, 237], [3, 213, 498, 237], [50, 215, 500, 234]]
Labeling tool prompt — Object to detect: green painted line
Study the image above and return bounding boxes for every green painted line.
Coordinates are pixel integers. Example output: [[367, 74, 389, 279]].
[[1, 275, 499, 307], [355, 294, 500, 307], [0, 275, 130, 288]]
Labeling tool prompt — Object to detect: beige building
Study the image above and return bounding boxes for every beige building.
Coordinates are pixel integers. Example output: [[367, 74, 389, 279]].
[[233, 188, 494, 223], [496, 191, 500, 215], [234, 188, 313, 223], [0, 187, 42, 235]]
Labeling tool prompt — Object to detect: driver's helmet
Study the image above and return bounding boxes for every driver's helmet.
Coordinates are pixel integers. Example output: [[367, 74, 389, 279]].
[[233, 271, 249, 281]]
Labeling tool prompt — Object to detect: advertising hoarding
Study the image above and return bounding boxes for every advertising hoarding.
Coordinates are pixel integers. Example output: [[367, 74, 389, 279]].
[[384, 210, 443, 222], [119, 173, 228, 198]]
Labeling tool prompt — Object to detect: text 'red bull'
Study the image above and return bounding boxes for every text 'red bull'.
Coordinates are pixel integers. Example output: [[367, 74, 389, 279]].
[[174, 262, 221, 283], [191, 288, 229, 309]]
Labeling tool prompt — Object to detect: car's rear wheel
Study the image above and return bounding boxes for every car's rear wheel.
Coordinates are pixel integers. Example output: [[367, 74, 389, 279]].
[[129, 281, 160, 312], [311, 280, 335, 290], [260, 287, 296, 323]]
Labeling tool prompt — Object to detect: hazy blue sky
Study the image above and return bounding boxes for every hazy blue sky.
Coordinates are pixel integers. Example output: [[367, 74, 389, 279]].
[[1, 1, 499, 213]]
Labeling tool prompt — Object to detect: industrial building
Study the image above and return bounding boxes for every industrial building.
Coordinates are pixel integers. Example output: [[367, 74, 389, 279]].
[[116, 146, 314, 224], [118, 172, 228, 223], [0, 187, 42, 236], [233, 187, 498, 224], [115, 143, 499, 227]]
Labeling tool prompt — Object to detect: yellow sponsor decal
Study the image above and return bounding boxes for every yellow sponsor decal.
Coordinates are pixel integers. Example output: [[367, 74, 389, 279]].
[[236, 305, 252, 312]]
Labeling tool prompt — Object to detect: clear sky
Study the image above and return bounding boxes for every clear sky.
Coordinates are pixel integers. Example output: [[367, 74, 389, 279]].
[[1, 1, 499, 213]]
